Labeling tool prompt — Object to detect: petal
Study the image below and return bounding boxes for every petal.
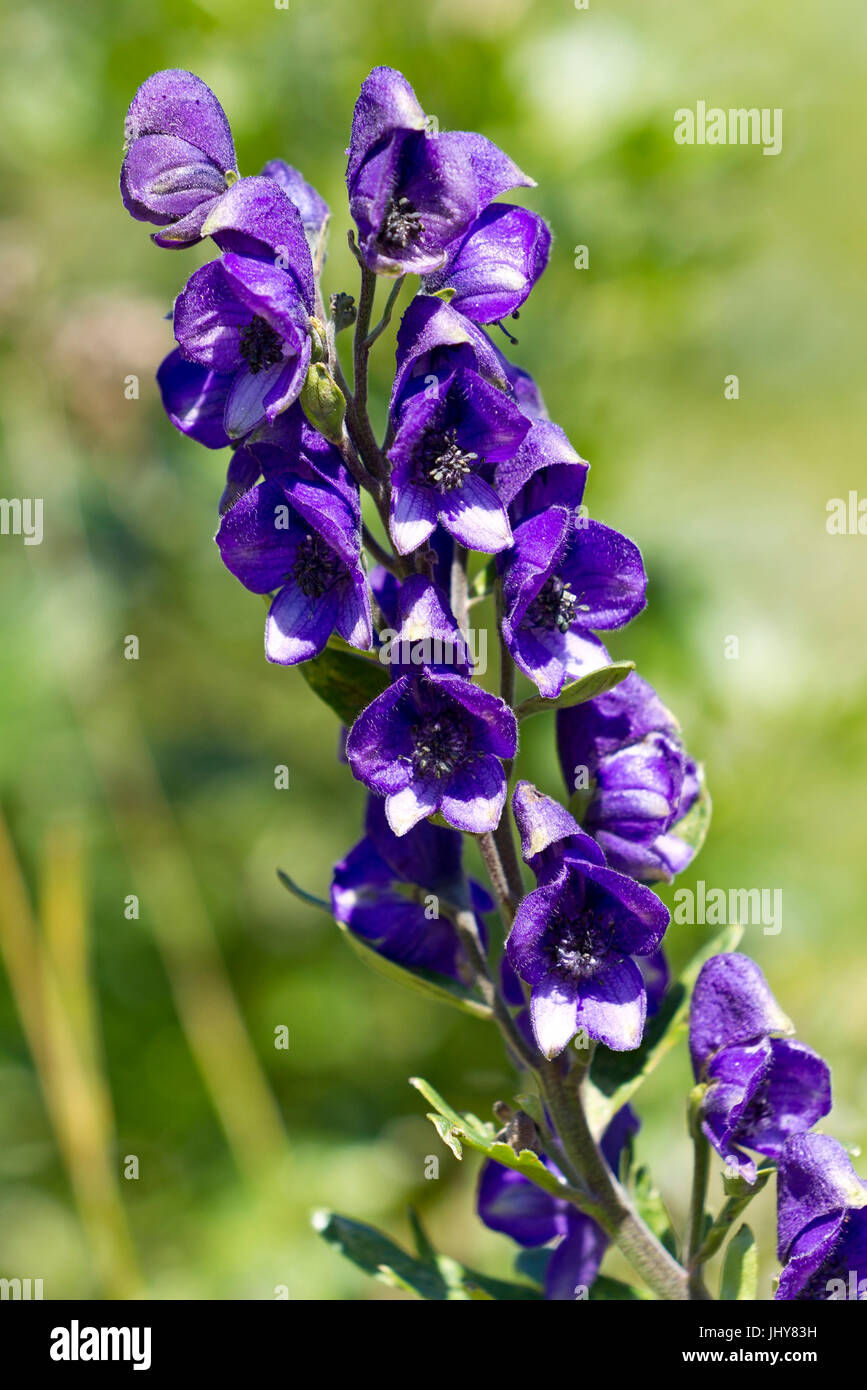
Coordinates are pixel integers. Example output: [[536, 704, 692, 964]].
[[173, 260, 245, 372], [345, 677, 417, 796], [776, 1133, 867, 1262], [530, 974, 582, 1059], [346, 65, 426, 188], [512, 780, 603, 870], [545, 1217, 609, 1300], [689, 953, 795, 1077], [439, 754, 507, 833], [386, 781, 441, 836], [121, 134, 227, 224], [424, 204, 551, 324], [574, 957, 647, 1051], [215, 478, 297, 592], [124, 69, 236, 174], [201, 177, 315, 308], [156, 348, 231, 449], [477, 1160, 566, 1247], [390, 481, 438, 555], [265, 583, 337, 665], [224, 361, 289, 439], [438, 474, 513, 553], [560, 520, 647, 631], [445, 130, 536, 207]]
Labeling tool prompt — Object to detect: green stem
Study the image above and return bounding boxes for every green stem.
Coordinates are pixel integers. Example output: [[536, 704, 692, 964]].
[[686, 1100, 712, 1299]]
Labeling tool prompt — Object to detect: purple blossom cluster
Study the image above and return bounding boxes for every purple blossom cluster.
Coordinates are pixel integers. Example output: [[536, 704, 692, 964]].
[[122, 65, 854, 1303]]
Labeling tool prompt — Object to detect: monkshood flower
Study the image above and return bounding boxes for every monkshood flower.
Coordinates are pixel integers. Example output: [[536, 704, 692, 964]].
[[331, 796, 492, 980], [776, 1134, 867, 1301], [347, 66, 534, 276], [477, 1107, 638, 1300], [422, 204, 551, 325], [500, 506, 647, 699], [391, 294, 508, 411], [172, 248, 313, 440], [345, 578, 517, 835], [689, 954, 831, 1182], [388, 366, 529, 554], [556, 672, 701, 883], [507, 782, 670, 1056], [121, 69, 238, 249], [216, 474, 371, 664], [260, 160, 329, 257], [495, 418, 589, 527]]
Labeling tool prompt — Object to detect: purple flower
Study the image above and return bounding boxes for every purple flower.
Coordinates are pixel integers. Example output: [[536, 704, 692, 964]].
[[331, 796, 492, 980], [216, 475, 371, 665], [557, 672, 701, 883], [345, 579, 517, 836], [507, 783, 670, 1057], [120, 69, 238, 249], [500, 507, 647, 698], [391, 294, 508, 411], [689, 954, 831, 1182], [260, 160, 329, 256], [347, 66, 533, 275], [172, 249, 313, 440], [422, 204, 551, 324], [776, 1135, 867, 1300], [495, 418, 589, 526], [389, 366, 529, 554], [477, 1107, 638, 1300]]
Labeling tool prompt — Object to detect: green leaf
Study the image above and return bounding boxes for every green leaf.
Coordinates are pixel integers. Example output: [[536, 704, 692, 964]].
[[299, 644, 389, 726], [514, 663, 635, 721], [410, 1076, 570, 1200], [314, 1209, 541, 1300], [590, 1275, 655, 1301], [632, 1166, 679, 1259], [276, 869, 330, 912], [699, 1166, 772, 1263], [719, 1223, 758, 1300], [584, 923, 745, 1136], [669, 765, 712, 859], [337, 920, 491, 1020]]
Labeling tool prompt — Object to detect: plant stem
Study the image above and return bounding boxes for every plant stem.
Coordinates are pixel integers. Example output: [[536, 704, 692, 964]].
[[686, 1105, 712, 1299]]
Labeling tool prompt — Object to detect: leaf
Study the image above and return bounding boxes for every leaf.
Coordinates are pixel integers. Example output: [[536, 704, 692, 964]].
[[699, 1167, 772, 1263], [515, 663, 635, 721], [299, 644, 389, 726], [336, 920, 491, 1020], [276, 869, 330, 912], [670, 765, 712, 859], [590, 1275, 655, 1301], [314, 1210, 541, 1300], [719, 1224, 758, 1301], [584, 923, 744, 1136], [409, 1077, 570, 1200], [632, 1166, 679, 1259]]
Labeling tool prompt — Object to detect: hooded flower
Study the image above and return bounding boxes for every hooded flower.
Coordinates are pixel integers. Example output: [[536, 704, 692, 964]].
[[120, 69, 238, 249], [689, 954, 831, 1183], [477, 1107, 638, 1300], [391, 294, 508, 413], [260, 160, 329, 259], [776, 1134, 867, 1300], [331, 796, 492, 980], [388, 366, 529, 555], [345, 579, 517, 836], [500, 507, 646, 699], [494, 418, 589, 526], [422, 204, 551, 325], [506, 783, 670, 1057], [556, 672, 702, 883], [172, 246, 313, 440], [347, 66, 534, 276], [216, 474, 371, 665]]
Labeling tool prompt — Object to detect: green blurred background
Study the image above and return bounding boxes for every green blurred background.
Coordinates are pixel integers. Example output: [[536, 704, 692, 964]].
[[0, 0, 864, 1299]]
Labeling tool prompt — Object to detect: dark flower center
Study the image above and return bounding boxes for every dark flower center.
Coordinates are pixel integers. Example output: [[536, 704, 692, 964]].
[[411, 712, 471, 779], [525, 575, 581, 634], [545, 910, 615, 981], [420, 429, 478, 492], [291, 533, 340, 599], [378, 195, 425, 250], [737, 1083, 774, 1132], [238, 315, 285, 374]]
